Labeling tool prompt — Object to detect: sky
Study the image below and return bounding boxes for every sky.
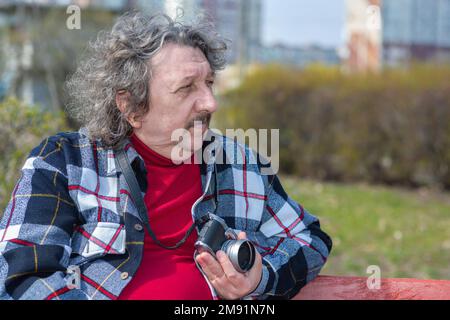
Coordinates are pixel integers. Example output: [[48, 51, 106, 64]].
[[262, 0, 346, 48]]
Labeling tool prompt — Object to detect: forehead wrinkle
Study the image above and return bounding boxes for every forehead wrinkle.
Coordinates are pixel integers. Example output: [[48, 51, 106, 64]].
[[151, 45, 208, 72], [150, 46, 213, 90], [172, 63, 213, 86], [182, 61, 212, 77]]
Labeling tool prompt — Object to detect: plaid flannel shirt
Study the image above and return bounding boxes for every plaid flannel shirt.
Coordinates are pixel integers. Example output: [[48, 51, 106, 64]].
[[0, 128, 332, 300]]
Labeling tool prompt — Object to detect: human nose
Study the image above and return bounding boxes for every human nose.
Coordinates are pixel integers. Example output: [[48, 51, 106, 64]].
[[196, 87, 218, 114]]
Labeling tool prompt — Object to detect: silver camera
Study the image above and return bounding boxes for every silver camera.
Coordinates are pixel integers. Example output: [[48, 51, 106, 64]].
[[194, 213, 256, 273]]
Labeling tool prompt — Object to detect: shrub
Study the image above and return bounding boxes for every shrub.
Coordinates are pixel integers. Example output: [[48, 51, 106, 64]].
[[216, 64, 450, 189], [0, 97, 68, 213]]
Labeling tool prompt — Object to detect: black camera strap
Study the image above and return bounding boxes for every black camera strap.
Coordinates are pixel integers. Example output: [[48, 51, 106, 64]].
[[115, 147, 197, 250]]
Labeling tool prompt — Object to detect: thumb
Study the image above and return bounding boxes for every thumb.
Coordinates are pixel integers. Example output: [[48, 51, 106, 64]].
[[237, 231, 247, 240]]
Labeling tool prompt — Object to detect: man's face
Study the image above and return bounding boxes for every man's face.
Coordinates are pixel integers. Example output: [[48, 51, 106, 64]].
[[132, 43, 217, 160]]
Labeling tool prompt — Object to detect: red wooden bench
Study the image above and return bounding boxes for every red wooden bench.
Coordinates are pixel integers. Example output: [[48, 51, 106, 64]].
[[293, 275, 450, 300]]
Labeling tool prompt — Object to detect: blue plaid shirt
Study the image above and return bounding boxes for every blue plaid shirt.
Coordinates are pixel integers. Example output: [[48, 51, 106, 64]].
[[0, 128, 332, 300]]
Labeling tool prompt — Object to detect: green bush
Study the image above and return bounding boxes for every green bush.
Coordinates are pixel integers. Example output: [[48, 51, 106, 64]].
[[0, 97, 68, 213], [217, 64, 450, 189]]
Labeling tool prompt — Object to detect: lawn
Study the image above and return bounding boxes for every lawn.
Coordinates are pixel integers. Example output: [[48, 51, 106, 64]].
[[281, 176, 450, 280]]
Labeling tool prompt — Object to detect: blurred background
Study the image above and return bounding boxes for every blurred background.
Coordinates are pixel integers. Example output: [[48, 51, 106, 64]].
[[0, 0, 449, 280]]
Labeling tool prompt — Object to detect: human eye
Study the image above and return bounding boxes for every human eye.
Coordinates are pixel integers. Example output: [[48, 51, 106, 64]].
[[180, 83, 193, 90], [175, 83, 193, 94], [206, 79, 215, 88]]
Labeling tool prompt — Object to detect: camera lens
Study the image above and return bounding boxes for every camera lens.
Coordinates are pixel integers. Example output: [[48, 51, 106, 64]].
[[238, 242, 252, 270], [221, 239, 256, 273]]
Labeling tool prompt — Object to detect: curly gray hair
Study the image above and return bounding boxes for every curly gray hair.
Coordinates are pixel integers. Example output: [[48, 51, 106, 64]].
[[65, 11, 227, 147]]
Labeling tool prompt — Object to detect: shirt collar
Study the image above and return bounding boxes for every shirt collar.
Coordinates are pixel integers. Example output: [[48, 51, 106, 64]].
[[103, 129, 223, 177]]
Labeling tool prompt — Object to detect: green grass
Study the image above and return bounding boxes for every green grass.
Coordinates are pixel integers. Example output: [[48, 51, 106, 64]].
[[281, 176, 450, 280]]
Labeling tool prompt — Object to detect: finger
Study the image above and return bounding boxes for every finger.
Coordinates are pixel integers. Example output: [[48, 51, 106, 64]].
[[196, 253, 237, 298], [237, 231, 247, 240], [216, 250, 244, 285], [250, 249, 262, 274], [196, 252, 225, 280]]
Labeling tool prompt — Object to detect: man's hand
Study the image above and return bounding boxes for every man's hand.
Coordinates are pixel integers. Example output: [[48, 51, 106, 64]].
[[195, 231, 263, 300]]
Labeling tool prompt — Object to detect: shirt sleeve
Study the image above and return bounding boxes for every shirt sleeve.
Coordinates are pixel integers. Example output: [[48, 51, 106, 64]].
[[0, 136, 89, 300], [244, 174, 333, 300]]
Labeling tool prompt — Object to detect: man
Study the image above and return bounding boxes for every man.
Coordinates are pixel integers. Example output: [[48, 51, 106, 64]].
[[0, 12, 332, 300]]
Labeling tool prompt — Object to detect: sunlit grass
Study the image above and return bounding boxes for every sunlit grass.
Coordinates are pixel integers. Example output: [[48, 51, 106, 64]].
[[281, 176, 450, 280]]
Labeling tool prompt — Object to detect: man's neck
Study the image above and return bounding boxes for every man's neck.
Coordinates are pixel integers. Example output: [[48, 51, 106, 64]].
[[131, 132, 196, 164]]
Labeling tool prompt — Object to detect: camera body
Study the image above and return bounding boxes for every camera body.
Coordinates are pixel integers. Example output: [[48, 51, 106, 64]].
[[195, 213, 256, 273]]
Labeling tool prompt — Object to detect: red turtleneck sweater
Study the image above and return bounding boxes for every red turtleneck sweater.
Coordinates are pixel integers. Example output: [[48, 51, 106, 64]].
[[118, 134, 211, 300]]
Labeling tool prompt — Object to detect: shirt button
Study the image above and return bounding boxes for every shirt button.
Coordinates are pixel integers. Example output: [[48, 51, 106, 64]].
[[120, 272, 129, 280], [134, 224, 143, 232]]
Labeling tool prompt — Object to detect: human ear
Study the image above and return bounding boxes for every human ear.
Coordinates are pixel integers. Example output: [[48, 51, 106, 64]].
[[115, 90, 129, 114], [115, 90, 142, 129]]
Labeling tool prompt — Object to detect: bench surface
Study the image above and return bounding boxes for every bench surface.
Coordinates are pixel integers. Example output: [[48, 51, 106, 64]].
[[293, 275, 450, 300]]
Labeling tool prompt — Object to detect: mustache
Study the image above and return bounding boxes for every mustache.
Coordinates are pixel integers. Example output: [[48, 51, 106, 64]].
[[185, 113, 211, 129]]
